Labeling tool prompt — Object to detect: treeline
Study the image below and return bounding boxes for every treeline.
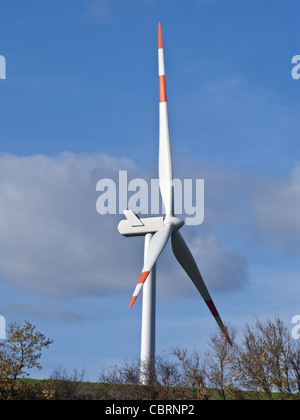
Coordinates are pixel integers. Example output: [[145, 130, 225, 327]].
[[0, 316, 300, 400], [99, 316, 300, 400]]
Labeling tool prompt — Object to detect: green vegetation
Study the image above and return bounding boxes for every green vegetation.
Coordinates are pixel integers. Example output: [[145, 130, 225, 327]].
[[1, 316, 300, 400], [4, 377, 300, 400]]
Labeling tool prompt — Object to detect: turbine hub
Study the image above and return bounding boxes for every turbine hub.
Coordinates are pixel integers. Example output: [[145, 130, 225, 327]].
[[164, 216, 184, 231]]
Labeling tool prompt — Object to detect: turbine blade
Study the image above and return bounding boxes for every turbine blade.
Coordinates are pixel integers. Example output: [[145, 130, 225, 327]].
[[171, 230, 232, 345], [129, 223, 173, 308], [158, 22, 173, 218]]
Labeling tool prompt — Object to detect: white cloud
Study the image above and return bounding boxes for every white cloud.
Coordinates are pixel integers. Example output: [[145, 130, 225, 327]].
[[0, 152, 138, 297], [1, 151, 298, 316], [155, 233, 248, 301], [249, 165, 300, 252], [175, 156, 300, 253], [0, 152, 249, 304], [0, 296, 84, 323], [189, 235, 248, 293]]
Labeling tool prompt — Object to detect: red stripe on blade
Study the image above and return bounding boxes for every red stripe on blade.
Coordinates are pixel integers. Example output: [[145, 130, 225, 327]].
[[129, 296, 137, 309], [159, 75, 167, 103], [205, 299, 219, 318], [138, 271, 150, 284], [158, 22, 163, 49]]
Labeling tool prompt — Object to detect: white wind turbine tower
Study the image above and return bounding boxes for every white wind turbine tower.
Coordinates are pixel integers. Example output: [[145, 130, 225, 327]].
[[118, 23, 232, 385]]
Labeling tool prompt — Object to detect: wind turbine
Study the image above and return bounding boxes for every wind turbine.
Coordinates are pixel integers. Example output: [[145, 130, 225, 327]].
[[118, 22, 231, 384]]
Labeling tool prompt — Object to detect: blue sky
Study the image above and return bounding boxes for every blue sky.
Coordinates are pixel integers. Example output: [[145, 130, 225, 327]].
[[0, 0, 299, 381]]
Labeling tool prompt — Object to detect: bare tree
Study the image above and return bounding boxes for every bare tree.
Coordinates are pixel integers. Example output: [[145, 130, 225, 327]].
[[99, 359, 140, 385], [234, 316, 299, 399], [49, 366, 87, 400], [171, 347, 207, 399], [235, 321, 275, 399], [205, 324, 237, 400], [289, 339, 300, 393], [155, 354, 181, 388], [260, 317, 293, 396]]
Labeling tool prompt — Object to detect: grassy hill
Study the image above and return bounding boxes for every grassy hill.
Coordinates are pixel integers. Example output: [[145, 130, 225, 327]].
[[1, 378, 298, 400]]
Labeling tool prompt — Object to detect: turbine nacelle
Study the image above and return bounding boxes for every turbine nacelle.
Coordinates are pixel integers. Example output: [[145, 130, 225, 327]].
[[118, 210, 164, 237], [118, 210, 184, 238]]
